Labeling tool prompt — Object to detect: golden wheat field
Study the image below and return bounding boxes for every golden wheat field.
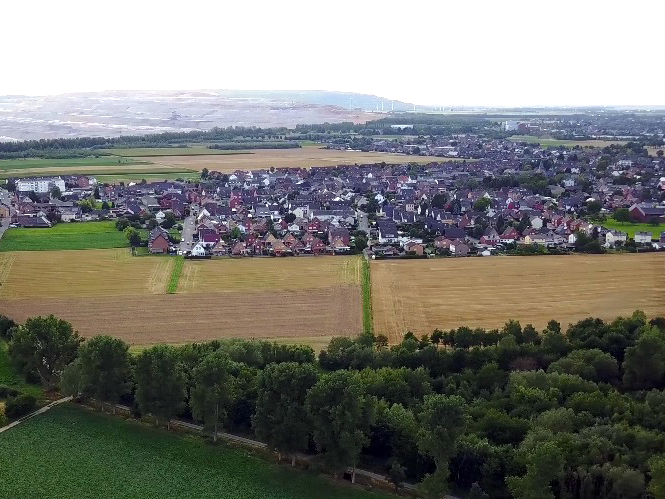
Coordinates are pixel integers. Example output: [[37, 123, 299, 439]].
[[371, 253, 665, 343], [146, 147, 438, 172], [0, 250, 363, 348]]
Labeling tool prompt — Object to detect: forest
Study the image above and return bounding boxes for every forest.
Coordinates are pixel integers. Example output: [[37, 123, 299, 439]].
[[3, 311, 665, 498]]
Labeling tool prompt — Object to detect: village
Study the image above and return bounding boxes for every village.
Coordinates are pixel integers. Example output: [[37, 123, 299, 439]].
[[2, 133, 665, 259]]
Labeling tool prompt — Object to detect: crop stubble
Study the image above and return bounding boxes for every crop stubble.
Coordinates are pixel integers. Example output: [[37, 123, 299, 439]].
[[0, 251, 363, 346], [371, 253, 665, 343]]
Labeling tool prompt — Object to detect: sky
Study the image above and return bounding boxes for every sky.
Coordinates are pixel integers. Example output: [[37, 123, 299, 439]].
[[2, 0, 663, 106]]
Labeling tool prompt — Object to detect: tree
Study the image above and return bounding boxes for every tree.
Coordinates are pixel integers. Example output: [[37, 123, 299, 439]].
[[431, 193, 448, 209], [190, 351, 237, 442], [60, 358, 84, 399], [230, 227, 242, 240], [0, 315, 16, 340], [586, 199, 602, 217], [78, 335, 131, 412], [146, 219, 158, 230], [283, 212, 296, 224], [474, 197, 490, 212], [417, 394, 467, 496], [135, 345, 186, 429], [161, 211, 176, 229], [9, 315, 82, 389], [93, 186, 100, 199], [657, 150, 664, 158], [649, 455, 665, 499], [253, 362, 318, 465], [353, 234, 368, 252], [115, 218, 130, 231], [306, 370, 376, 482], [50, 185, 61, 200], [623, 327, 665, 390], [508, 441, 564, 499], [124, 227, 142, 247], [201, 168, 209, 179], [101, 201, 110, 210], [614, 208, 633, 224]]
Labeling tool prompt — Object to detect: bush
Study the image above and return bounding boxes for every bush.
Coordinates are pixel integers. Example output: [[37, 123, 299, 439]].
[[0, 385, 20, 398], [0, 315, 16, 339], [4, 394, 37, 419], [0, 407, 6, 427]]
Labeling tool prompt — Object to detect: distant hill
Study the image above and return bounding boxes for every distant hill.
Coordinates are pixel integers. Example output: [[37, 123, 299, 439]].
[[212, 90, 417, 112], [0, 90, 408, 141]]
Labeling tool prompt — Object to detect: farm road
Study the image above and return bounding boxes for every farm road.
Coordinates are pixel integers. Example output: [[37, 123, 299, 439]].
[[0, 396, 72, 434]]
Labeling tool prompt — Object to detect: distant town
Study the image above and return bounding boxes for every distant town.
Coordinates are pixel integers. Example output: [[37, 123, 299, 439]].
[[3, 121, 665, 258]]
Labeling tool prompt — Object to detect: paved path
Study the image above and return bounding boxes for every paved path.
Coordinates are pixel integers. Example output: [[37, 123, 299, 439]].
[[179, 215, 196, 252], [0, 396, 72, 434]]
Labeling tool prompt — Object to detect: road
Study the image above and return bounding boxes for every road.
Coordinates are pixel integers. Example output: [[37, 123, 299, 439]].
[[0, 396, 72, 434], [357, 210, 369, 234], [0, 188, 13, 241], [179, 215, 196, 252]]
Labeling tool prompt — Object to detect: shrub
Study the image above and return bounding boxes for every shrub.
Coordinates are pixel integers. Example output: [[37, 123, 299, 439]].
[[0, 385, 20, 398], [4, 394, 37, 419], [0, 407, 6, 427]]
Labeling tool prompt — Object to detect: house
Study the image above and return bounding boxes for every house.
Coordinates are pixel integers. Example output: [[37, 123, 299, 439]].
[[605, 230, 627, 247], [328, 227, 350, 246], [331, 238, 351, 253], [635, 231, 652, 244], [17, 176, 65, 194], [148, 227, 170, 254], [377, 221, 399, 244], [0, 203, 10, 219], [231, 242, 249, 256], [191, 243, 207, 256], [500, 227, 519, 243], [404, 241, 424, 256], [629, 203, 665, 223], [450, 240, 469, 256], [480, 228, 499, 246], [530, 216, 543, 229]]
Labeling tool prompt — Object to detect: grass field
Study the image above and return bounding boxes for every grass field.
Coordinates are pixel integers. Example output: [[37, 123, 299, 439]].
[[94, 172, 200, 184], [371, 254, 665, 343], [0, 251, 363, 347], [508, 135, 627, 148], [0, 221, 136, 251], [600, 219, 665, 239], [0, 404, 387, 499], [0, 156, 144, 169]]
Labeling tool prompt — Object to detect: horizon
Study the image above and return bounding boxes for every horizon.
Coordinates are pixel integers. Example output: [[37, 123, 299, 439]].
[[3, 0, 664, 107]]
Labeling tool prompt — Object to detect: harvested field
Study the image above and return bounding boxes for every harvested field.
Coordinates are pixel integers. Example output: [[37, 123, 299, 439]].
[[508, 135, 627, 148], [0, 251, 363, 347], [146, 147, 436, 172], [371, 254, 665, 343], [0, 249, 172, 298]]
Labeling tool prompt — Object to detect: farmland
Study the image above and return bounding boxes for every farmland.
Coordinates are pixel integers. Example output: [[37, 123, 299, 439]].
[[99, 147, 255, 157], [508, 135, 627, 148], [0, 221, 136, 251], [371, 253, 665, 343], [600, 219, 665, 239], [143, 146, 438, 173], [0, 251, 363, 348], [0, 404, 387, 499]]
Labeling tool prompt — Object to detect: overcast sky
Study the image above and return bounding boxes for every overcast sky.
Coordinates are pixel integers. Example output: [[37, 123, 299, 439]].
[[3, 0, 663, 106]]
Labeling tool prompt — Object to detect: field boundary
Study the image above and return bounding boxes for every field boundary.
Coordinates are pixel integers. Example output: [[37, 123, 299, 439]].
[[167, 256, 184, 294], [361, 256, 373, 334]]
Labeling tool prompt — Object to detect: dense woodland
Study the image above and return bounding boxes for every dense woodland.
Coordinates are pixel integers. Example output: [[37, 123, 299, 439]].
[[3, 312, 665, 498]]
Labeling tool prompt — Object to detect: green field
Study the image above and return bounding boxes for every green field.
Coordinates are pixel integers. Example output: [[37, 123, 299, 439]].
[[94, 172, 200, 184], [601, 219, 665, 240], [508, 135, 627, 148], [0, 157, 145, 170], [0, 404, 388, 499], [0, 221, 137, 251], [99, 147, 256, 157]]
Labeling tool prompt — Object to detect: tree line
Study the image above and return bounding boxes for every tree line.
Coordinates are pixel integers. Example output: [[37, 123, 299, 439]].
[[3, 312, 665, 498]]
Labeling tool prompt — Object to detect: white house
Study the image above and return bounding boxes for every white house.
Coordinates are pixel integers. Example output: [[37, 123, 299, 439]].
[[605, 230, 627, 247], [191, 243, 207, 256], [635, 231, 652, 244], [17, 176, 65, 194], [568, 233, 578, 245]]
